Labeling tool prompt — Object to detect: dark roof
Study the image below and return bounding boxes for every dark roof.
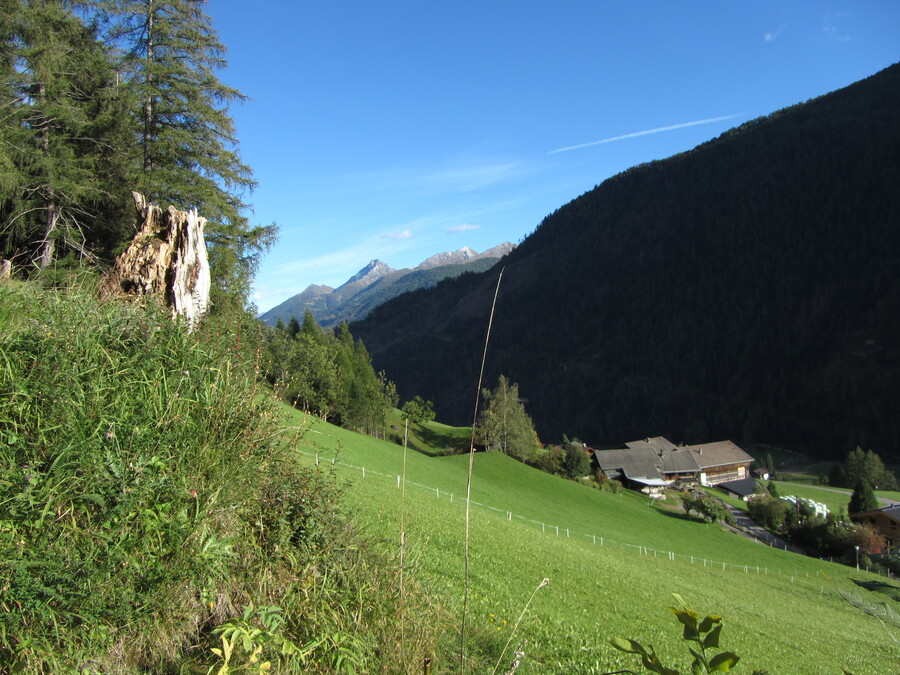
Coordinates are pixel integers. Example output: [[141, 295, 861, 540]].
[[717, 478, 758, 497], [659, 447, 701, 474], [623, 440, 654, 452], [594, 447, 662, 481], [851, 504, 900, 521], [646, 436, 678, 452], [595, 438, 753, 483], [683, 441, 753, 470]]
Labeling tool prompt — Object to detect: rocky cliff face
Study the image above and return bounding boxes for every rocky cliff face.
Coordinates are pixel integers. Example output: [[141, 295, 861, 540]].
[[415, 247, 477, 270]]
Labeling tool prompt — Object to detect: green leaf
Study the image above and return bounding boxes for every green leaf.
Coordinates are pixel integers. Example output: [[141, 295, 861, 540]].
[[698, 615, 721, 634], [610, 637, 646, 655], [708, 651, 740, 672], [702, 623, 722, 649]]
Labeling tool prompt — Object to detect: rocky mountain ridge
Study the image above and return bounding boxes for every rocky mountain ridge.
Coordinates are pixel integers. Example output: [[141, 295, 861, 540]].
[[261, 242, 514, 328]]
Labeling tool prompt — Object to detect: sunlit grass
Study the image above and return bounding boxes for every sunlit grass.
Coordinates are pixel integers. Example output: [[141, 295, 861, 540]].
[[286, 406, 900, 673]]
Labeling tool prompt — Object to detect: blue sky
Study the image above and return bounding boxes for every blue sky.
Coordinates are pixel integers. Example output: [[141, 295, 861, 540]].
[[211, 1, 900, 313]]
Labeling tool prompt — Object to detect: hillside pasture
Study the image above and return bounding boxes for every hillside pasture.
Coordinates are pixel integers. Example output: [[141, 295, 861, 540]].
[[287, 408, 899, 673]]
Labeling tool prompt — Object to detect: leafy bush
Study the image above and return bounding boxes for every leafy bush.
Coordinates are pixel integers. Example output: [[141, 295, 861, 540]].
[[681, 492, 734, 525], [746, 495, 791, 530]]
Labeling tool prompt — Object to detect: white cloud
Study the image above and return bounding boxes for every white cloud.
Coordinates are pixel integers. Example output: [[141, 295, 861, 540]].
[[823, 12, 852, 42], [422, 162, 523, 192], [549, 114, 742, 154], [764, 23, 787, 42], [344, 157, 535, 197], [446, 223, 480, 233], [386, 229, 413, 240]]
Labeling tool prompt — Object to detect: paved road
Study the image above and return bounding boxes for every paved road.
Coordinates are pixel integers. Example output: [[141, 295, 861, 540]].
[[723, 504, 806, 555]]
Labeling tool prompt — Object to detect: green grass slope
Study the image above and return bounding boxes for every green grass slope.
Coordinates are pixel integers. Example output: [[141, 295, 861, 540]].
[[0, 280, 420, 673], [290, 407, 900, 673]]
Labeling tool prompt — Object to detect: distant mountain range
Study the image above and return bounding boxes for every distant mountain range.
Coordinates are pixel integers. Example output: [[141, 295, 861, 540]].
[[351, 63, 900, 459], [261, 243, 514, 328]]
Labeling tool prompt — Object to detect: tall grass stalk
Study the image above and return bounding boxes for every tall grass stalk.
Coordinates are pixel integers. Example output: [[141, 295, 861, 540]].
[[400, 418, 410, 663], [490, 577, 549, 675], [461, 267, 504, 674]]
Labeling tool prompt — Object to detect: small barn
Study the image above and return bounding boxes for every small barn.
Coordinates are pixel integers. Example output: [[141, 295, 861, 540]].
[[717, 477, 759, 501]]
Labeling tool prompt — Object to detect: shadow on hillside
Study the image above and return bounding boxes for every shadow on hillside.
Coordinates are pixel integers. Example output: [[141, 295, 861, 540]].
[[852, 578, 900, 602], [416, 425, 469, 456], [654, 508, 703, 523]]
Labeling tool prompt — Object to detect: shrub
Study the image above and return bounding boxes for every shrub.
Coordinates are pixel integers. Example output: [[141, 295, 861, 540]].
[[747, 495, 791, 530]]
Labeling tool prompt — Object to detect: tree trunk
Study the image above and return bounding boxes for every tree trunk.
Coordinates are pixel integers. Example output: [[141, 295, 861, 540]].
[[99, 192, 211, 329], [38, 203, 59, 269]]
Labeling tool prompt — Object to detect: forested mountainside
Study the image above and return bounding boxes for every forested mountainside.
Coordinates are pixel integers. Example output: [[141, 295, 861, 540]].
[[262, 244, 512, 328], [352, 63, 900, 459]]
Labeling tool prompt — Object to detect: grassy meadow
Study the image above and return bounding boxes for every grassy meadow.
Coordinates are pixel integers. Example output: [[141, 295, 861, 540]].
[[288, 409, 900, 673], [771, 480, 900, 513]]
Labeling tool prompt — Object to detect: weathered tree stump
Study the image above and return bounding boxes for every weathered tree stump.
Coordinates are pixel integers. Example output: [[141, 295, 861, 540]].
[[99, 192, 211, 328], [0, 259, 11, 280]]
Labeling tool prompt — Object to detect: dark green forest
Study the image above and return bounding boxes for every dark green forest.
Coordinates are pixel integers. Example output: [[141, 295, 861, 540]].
[[352, 63, 900, 460]]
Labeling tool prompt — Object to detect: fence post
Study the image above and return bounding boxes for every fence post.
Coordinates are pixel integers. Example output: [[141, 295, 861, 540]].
[[593, 535, 596, 545], [315, 454, 319, 466], [555, 526, 559, 536], [362, 466, 365, 479], [397, 475, 401, 488]]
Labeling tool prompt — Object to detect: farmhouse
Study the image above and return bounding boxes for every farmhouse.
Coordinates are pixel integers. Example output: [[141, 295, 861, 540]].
[[593, 437, 753, 489], [850, 504, 900, 548]]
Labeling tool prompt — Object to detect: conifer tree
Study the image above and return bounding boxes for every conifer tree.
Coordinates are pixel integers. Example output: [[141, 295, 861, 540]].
[[1, 0, 132, 266], [848, 478, 878, 515], [476, 375, 540, 461], [99, 0, 276, 310]]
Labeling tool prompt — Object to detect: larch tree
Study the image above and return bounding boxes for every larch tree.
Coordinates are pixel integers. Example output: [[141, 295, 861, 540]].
[[476, 375, 540, 462], [99, 0, 276, 311], [0, 0, 132, 267]]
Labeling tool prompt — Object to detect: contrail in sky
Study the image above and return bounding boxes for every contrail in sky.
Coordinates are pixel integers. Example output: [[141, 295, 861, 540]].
[[549, 114, 742, 154]]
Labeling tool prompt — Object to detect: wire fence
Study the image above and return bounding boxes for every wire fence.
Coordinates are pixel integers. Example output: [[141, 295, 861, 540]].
[[293, 447, 862, 586]]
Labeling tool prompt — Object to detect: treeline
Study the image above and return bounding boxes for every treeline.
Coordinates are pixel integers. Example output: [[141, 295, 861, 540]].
[[262, 310, 397, 436], [0, 0, 274, 314], [828, 446, 898, 491], [353, 63, 900, 459]]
